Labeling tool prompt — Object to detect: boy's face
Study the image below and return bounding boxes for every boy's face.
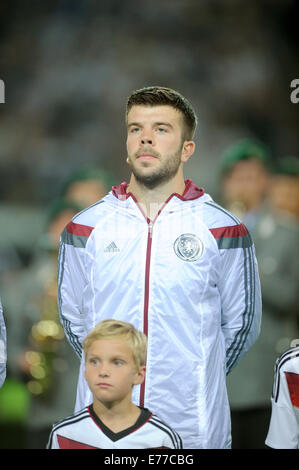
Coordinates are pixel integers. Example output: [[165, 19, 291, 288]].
[[84, 337, 145, 407]]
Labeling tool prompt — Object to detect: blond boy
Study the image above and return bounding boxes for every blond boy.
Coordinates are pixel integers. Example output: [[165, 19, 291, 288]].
[[47, 320, 182, 449]]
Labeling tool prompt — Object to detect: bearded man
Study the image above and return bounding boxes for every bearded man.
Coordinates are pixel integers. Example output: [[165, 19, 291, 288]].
[[58, 86, 262, 449]]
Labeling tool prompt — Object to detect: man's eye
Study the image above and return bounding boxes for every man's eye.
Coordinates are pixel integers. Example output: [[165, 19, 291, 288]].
[[130, 127, 139, 133], [157, 127, 166, 132]]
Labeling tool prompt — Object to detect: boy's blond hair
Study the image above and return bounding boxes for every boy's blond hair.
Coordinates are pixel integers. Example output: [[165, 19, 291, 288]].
[[82, 319, 147, 369]]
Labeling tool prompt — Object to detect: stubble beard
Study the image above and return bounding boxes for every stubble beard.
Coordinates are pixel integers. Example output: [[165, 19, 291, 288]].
[[127, 147, 183, 190]]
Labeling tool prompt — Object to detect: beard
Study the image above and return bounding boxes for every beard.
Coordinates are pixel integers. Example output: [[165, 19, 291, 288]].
[[127, 146, 183, 190]]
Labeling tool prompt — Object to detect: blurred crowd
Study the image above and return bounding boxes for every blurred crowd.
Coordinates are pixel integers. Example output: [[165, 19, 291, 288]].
[[1, 1, 298, 207], [0, 167, 115, 449], [219, 141, 299, 449], [0, 140, 298, 449]]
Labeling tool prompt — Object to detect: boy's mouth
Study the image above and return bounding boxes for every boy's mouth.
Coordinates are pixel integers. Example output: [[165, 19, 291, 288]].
[[97, 382, 112, 388]]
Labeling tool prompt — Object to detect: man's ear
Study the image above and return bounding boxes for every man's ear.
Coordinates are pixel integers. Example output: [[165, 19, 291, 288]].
[[181, 140, 195, 164]]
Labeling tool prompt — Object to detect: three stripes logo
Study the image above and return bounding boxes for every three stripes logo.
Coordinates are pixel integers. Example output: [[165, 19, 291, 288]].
[[104, 241, 120, 253]]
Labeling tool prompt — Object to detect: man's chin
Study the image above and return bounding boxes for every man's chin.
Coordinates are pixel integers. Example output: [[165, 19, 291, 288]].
[[134, 173, 164, 190]]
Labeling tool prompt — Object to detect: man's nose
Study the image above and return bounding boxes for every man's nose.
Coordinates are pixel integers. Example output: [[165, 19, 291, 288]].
[[141, 136, 153, 145], [141, 129, 154, 145]]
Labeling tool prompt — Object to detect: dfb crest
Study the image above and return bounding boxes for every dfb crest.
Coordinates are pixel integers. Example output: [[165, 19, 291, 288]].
[[173, 233, 203, 262]]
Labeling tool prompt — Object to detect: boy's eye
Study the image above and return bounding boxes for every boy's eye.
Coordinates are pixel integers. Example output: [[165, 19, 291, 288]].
[[114, 359, 124, 366], [90, 358, 99, 365]]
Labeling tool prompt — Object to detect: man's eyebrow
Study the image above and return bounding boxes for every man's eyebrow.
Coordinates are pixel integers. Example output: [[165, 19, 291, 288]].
[[154, 122, 173, 129], [127, 121, 141, 128], [127, 121, 173, 128], [155, 122, 173, 128]]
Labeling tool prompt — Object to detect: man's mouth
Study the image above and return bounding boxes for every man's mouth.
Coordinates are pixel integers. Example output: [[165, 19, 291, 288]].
[[137, 154, 158, 161]]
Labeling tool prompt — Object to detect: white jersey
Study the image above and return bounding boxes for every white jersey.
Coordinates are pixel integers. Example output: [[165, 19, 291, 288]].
[[58, 179, 262, 449], [0, 297, 6, 388], [265, 346, 299, 449], [47, 406, 183, 449]]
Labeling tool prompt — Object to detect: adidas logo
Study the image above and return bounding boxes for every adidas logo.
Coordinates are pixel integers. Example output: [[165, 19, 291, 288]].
[[104, 241, 120, 253]]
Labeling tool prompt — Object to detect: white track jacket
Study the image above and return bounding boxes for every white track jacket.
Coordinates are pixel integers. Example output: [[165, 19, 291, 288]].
[[0, 297, 6, 388], [58, 179, 262, 449]]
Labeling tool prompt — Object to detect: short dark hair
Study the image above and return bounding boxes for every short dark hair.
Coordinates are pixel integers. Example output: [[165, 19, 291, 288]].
[[126, 86, 198, 140]]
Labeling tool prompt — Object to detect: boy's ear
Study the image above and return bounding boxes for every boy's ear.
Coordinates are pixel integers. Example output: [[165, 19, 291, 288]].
[[134, 365, 146, 386]]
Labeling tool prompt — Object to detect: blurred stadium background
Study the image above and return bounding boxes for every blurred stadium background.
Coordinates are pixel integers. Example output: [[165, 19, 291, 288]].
[[0, 0, 298, 206]]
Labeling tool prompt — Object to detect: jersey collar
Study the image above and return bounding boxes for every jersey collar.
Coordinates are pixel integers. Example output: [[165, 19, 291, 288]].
[[112, 179, 204, 202], [88, 404, 152, 442]]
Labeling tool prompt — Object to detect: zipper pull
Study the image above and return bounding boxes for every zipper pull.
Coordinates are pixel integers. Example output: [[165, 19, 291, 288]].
[[148, 221, 153, 237]]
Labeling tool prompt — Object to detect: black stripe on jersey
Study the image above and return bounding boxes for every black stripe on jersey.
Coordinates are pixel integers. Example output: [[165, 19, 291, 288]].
[[47, 408, 90, 448], [88, 405, 152, 442], [272, 347, 299, 402], [149, 416, 183, 449], [151, 416, 183, 449], [276, 346, 299, 367], [52, 407, 90, 429]]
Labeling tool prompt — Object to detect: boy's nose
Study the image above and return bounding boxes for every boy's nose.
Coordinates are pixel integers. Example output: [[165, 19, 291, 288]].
[[99, 366, 110, 377]]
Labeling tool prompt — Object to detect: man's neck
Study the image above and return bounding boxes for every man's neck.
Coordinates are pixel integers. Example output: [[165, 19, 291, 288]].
[[127, 174, 186, 221]]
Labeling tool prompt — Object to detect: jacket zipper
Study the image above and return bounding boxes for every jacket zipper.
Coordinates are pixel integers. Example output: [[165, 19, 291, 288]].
[[140, 220, 153, 407]]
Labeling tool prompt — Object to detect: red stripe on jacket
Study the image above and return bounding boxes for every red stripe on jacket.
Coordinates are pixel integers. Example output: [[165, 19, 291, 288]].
[[209, 223, 249, 239], [66, 221, 94, 237]]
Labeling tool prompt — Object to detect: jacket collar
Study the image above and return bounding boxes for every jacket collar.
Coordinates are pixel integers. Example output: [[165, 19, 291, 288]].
[[111, 179, 204, 202]]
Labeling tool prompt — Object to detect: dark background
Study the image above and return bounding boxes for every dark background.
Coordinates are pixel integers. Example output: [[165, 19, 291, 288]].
[[0, 0, 298, 206]]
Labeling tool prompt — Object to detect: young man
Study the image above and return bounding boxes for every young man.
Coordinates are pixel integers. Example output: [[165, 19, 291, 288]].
[[265, 344, 299, 449], [47, 320, 182, 449], [58, 86, 262, 449]]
